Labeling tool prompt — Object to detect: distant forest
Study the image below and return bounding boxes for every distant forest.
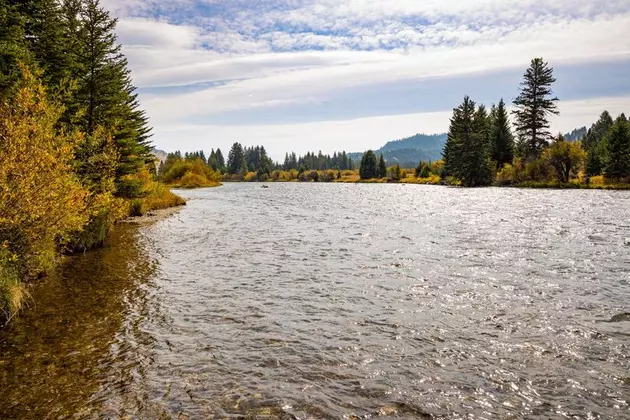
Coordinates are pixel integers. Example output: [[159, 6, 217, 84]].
[[157, 127, 591, 172], [156, 58, 629, 188], [348, 133, 447, 167]]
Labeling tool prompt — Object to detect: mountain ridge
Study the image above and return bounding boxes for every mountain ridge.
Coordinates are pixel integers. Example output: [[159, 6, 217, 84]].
[[349, 133, 448, 167]]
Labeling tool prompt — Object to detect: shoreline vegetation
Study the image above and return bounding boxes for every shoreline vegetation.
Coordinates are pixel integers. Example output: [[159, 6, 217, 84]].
[[161, 58, 629, 192], [216, 169, 630, 190], [0, 1, 184, 322]]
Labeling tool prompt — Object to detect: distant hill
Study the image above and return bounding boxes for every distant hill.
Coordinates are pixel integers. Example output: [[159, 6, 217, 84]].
[[563, 127, 587, 142], [380, 133, 448, 153], [152, 148, 168, 163], [349, 133, 447, 167]]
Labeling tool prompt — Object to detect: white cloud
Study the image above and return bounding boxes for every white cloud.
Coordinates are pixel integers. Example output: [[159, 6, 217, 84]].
[[116, 19, 201, 49], [138, 11, 630, 123], [97, 0, 630, 156]]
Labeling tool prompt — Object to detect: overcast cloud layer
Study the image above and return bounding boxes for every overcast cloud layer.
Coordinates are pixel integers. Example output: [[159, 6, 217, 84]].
[[101, 0, 630, 159]]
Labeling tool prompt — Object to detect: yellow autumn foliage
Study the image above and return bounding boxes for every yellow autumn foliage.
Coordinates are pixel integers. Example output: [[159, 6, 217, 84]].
[[0, 66, 89, 317]]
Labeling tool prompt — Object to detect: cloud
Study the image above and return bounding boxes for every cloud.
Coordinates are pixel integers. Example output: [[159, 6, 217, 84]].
[[96, 0, 630, 156], [137, 12, 630, 124]]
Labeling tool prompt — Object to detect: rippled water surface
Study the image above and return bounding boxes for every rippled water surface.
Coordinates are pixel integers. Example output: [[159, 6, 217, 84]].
[[1, 183, 630, 419]]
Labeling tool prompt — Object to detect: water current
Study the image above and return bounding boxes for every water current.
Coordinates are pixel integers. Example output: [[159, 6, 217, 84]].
[[1, 183, 629, 419]]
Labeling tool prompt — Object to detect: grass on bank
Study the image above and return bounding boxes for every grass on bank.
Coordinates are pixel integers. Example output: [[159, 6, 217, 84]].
[[221, 165, 630, 190], [129, 181, 187, 216], [0, 247, 28, 324]]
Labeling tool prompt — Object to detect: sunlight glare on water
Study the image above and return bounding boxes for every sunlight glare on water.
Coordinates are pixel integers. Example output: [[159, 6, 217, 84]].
[[1, 183, 629, 419]]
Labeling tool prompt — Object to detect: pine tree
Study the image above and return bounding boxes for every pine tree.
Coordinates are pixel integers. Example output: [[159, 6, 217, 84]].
[[378, 154, 387, 178], [583, 111, 614, 152], [584, 111, 614, 176], [0, 2, 32, 95], [466, 105, 493, 186], [8, 0, 69, 89], [443, 96, 476, 180], [489, 98, 515, 169], [443, 96, 492, 186], [604, 116, 630, 181], [69, 0, 152, 197], [227, 143, 244, 174], [208, 149, 217, 170], [283, 153, 290, 170], [215, 148, 225, 172], [512, 58, 559, 160], [359, 150, 378, 179], [240, 155, 248, 177]]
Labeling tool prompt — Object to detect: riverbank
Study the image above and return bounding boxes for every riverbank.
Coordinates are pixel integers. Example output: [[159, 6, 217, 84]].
[[1, 184, 186, 325], [165, 180, 222, 189], [220, 170, 630, 189], [123, 205, 184, 225]]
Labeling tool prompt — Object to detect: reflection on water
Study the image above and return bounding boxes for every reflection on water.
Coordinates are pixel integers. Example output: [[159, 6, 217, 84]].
[[1, 183, 629, 419], [0, 225, 157, 418]]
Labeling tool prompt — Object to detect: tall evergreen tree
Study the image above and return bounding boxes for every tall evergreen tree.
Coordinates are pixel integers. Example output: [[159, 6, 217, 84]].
[[0, 2, 31, 95], [8, 0, 69, 89], [583, 111, 614, 152], [467, 105, 493, 186], [240, 155, 248, 176], [378, 154, 387, 178], [227, 142, 245, 174], [604, 116, 630, 181], [215, 148, 225, 172], [443, 96, 475, 180], [359, 150, 378, 179], [283, 153, 290, 170], [69, 0, 152, 196], [443, 96, 492, 186], [208, 148, 217, 170], [512, 58, 559, 160], [584, 111, 614, 176], [489, 98, 515, 169]]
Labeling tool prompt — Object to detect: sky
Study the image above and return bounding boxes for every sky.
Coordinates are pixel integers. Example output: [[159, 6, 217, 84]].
[[101, 0, 630, 160]]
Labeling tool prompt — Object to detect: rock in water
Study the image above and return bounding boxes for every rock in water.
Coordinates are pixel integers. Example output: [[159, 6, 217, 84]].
[[609, 313, 630, 322]]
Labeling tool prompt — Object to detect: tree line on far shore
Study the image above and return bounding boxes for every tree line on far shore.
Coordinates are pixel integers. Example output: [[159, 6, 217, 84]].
[[160, 57, 629, 188], [159, 143, 357, 182]]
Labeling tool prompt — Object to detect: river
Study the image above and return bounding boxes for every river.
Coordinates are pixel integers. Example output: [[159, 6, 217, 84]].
[[1, 183, 629, 419]]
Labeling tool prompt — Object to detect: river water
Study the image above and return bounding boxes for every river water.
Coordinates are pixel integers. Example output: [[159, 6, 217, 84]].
[[1, 183, 629, 419]]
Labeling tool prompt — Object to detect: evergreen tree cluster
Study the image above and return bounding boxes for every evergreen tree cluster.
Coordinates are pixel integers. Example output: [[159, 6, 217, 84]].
[[224, 143, 274, 176], [1, 0, 153, 196], [359, 150, 378, 179], [581, 111, 630, 180], [442, 57, 630, 186], [208, 148, 226, 172], [442, 97, 497, 186], [283, 150, 354, 171], [357, 150, 402, 180]]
